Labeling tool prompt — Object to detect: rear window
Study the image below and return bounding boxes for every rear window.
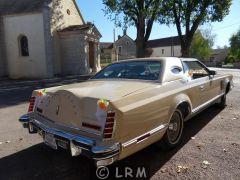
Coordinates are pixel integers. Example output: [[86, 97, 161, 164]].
[[92, 61, 161, 81]]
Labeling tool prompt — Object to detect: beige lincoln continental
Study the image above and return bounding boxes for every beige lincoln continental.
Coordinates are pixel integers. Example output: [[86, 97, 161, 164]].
[[19, 57, 233, 166]]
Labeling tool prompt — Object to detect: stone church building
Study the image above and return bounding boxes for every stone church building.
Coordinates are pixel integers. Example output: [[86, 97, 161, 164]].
[[0, 0, 101, 79]]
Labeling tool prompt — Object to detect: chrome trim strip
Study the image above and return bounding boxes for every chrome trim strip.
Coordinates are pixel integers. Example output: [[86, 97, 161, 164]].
[[92, 143, 120, 154], [192, 93, 224, 114], [122, 123, 168, 148], [56, 121, 102, 136]]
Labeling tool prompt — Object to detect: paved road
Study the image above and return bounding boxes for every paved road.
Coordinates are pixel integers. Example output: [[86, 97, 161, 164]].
[[0, 69, 239, 180]]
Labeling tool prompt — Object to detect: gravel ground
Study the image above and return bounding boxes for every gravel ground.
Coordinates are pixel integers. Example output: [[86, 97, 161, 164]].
[[0, 68, 239, 180]]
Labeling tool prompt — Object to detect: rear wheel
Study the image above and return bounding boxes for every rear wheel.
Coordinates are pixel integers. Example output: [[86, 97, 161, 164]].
[[159, 109, 184, 150]]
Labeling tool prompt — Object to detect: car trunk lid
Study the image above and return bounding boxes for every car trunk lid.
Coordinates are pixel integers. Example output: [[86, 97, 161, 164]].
[[32, 80, 153, 138]]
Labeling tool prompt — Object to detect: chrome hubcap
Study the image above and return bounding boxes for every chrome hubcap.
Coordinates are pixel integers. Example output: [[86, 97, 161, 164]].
[[167, 112, 182, 144]]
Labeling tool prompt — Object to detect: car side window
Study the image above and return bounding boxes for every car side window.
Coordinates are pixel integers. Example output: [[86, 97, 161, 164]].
[[182, 61, 209, 80]]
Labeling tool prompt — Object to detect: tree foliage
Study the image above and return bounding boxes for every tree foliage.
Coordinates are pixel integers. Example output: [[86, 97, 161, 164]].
[[161, 0, 232, 57], [103, 0, 163, 58], [229, 29, 240, 60], [190, 30, 214, 60]]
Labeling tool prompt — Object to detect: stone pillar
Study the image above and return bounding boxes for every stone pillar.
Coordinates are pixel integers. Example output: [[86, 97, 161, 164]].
[[94, 42, 101, 72], [84, 38, 91, 74]]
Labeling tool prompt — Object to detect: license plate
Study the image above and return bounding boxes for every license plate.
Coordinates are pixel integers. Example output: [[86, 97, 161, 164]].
[[44, 133, 57, 150]]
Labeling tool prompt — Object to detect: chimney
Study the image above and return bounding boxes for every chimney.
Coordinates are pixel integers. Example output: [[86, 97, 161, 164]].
[[113, 29, 116, 42], [118, 35, 121, 40], [123, 28, 127, 35]]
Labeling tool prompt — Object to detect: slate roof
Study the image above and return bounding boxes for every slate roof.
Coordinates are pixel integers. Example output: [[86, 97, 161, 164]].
[[58, 23, 102, 37], [115, 34, 134, 43], [100, 42, 113, 49], [147, 36, 183, 48], [59, 24, 94, 32], [0, 0, 50, 15]]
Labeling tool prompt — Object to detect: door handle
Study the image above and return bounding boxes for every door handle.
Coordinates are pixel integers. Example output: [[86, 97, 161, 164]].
[[200, 85, 205, 91]]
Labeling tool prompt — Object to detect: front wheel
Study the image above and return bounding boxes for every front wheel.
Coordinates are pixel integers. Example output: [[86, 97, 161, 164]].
[[159, 109, 184, 150], [217, 94, 226, 108]]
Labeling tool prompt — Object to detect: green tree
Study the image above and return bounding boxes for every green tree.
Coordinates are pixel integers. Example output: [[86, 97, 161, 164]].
[[103, 0, 163, 58], [190, 30, 214, 60], [229, 29, 240, 60], [161, 0, 232, 57]]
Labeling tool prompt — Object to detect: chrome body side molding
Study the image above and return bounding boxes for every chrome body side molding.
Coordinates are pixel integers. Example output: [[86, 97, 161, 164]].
[[186, 93, 224, 120], [122, 123, 168, 148]]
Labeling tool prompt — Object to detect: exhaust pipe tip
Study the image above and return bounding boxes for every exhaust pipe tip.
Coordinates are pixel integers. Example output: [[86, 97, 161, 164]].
[[19, 114, 30, 123], [19, 114, 30, 128]]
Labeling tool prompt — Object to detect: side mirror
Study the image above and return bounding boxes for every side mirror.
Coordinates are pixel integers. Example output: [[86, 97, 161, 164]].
[[209, 70, 216, 76]]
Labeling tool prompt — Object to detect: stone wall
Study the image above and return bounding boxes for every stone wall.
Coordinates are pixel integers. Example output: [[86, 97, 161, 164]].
[[43, 3, 54, 78], [0, 16, 7, 77], [50, 0, 85, 75], [3, 13, 48, 79], [59, 34, 89, 75], [100, 48, 112, 63]]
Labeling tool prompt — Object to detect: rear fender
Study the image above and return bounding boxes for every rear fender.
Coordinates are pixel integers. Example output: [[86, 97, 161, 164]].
[[168, 94, 192, 122]]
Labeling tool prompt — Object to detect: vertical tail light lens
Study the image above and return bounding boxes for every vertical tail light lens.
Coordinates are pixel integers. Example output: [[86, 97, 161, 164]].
[[103, 111, 116, 139], [28, 96, 36, 112]]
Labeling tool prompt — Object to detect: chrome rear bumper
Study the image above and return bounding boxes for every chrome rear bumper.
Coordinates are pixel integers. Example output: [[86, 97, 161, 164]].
[[19, 114, 120, 166]]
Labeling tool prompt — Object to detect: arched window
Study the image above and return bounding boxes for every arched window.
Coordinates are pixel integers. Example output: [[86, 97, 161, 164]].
[[19, 35, 29, 56]]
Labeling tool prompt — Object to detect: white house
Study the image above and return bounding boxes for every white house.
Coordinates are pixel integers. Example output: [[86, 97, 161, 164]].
[[146, 36, 182, 57], [0, 0, 101, 79]]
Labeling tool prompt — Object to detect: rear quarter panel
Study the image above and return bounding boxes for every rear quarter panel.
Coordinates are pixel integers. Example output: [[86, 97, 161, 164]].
[[112, 80, 198, 159]]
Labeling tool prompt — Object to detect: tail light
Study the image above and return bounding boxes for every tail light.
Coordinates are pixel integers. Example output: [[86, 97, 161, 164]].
[[103, 111, 116, 139], [28, 96, 36, 112]]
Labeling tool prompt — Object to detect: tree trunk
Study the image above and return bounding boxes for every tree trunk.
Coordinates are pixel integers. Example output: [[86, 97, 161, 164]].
[[181, 39, 191, 57], [136, 38, 146, 58], [181, 45, 190, 57], [135, 13, 146, 58]]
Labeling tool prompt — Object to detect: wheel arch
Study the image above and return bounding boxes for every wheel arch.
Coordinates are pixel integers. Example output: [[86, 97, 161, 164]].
[[222, 76, 233, 94], [226, 82, 231, 94], [169, 94, 192, 122]]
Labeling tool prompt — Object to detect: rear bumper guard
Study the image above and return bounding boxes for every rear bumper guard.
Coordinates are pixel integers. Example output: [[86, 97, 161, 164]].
[[19, 114, 120, 166]]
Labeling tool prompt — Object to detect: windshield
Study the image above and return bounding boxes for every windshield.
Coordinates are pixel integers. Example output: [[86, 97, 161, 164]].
[[92, 61, 161, 81]]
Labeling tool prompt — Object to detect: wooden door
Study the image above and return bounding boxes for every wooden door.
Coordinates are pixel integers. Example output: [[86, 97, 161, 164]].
[[89, 42, 95, 69]]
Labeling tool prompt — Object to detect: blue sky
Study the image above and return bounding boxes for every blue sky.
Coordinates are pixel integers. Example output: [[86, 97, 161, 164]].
[[77, 0, 240, 48]]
